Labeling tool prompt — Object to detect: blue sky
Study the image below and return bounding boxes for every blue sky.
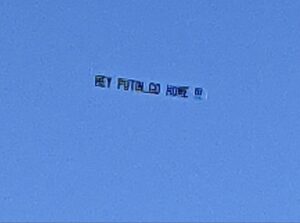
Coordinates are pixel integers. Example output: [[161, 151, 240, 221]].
[[0, 0, 300, 221]]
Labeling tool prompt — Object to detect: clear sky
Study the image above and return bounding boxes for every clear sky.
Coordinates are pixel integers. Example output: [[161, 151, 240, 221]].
[[0, 0, 300, 221]]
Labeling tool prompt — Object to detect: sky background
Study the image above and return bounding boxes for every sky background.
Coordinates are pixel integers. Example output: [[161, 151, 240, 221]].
[[0, 0, 300, 221]]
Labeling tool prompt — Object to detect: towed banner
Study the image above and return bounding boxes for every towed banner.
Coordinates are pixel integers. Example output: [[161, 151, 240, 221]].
[[95, 74, 208, 101]]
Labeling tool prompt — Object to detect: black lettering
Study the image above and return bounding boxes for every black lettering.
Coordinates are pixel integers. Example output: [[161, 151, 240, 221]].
[[178, 86, 189, 98], [95, 75, 106, 87], [149, 82, 160, 95], [117, 78, 129, 90]]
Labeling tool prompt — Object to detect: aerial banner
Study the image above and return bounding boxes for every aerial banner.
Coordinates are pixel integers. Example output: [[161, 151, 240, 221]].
[[95, 74, 208, 101]]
